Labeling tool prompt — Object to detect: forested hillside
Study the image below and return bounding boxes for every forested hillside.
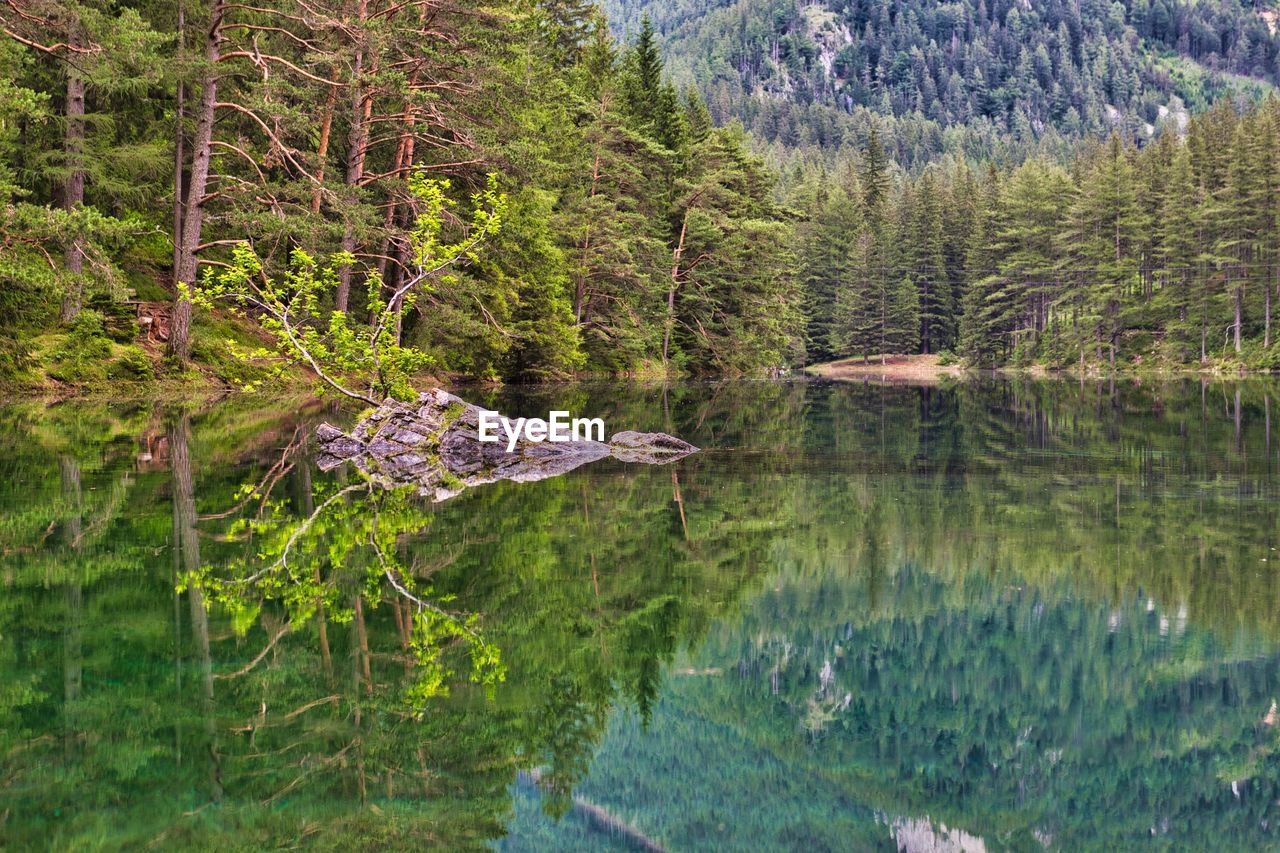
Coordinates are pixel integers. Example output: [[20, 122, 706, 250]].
[[607, 0, 1279, 167], [0, 1, 796, 387], [794, 100, 1280, 370], [5, 0, 1280, 386]]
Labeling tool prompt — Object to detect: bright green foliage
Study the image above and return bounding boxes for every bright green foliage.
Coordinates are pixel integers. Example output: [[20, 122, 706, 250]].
[[181, 479, 506, 708], [46, 310, 114, 382], [189, 174, 507, 403]]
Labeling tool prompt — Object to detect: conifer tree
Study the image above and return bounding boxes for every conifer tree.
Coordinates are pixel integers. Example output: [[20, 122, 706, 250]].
[[1065, 135, 1140, 368], [906, 169, 952, 353], [1156, 144, 1202, 361], [797, 166, 863, 363]]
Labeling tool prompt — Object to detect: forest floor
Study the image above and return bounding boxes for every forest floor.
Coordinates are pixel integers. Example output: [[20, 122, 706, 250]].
[[805, 354, 969, 384]]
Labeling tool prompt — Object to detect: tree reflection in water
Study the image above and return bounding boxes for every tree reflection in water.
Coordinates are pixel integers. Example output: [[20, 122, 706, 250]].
[[3, 380, 1280, 849]]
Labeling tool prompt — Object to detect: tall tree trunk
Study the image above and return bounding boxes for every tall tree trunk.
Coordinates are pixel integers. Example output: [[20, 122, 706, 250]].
[[575, 95, 608, 324], [61, 26, 87, 323], [1265, 391, 1271, 458], [664, 208, 690, 371], [1234, 386, 1242, 452], [170, 414, 223, 801], [1234, 281, 1244, 355], [294, 447, 333, 680], [335, 0, 371, 314], [310, 81, 338, 216], [1268, 269, 1275, 349], [60, 456, 83, 756], [172, 0, 186, 274], [171, 0, 227, 362]]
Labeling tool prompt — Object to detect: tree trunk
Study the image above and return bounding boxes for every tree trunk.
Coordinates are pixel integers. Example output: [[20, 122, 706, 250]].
[[1267, 271, 1274, 349], [575, 105, 606, 325], [1265, 392, 1271, 457], [172, 0, 186, 274], [60, 456, 83, 756], [375, 65, 423, 290], [170, 0, 227, 362], [61, 27, 87, 323], [1234, 282, 1244, 355], [170, 414, 223, 801], [310, 81, 338, 216], [335, 0, 371, 314], [664, 208, 690, 371], [294, 443, 333, 680]]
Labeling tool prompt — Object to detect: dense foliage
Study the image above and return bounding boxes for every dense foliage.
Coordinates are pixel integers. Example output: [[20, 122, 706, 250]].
[[6, 379, 1278, 846], [795, 98, 1280, 369], [8, 0, 1280, 382], [0, 1, 798, 384], [607, 0, 1279, 167]]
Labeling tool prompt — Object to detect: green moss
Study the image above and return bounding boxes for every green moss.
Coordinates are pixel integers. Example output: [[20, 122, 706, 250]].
[[437, 469, 464, 491], [45, 311, 114, 383], [188, 312, 276, 386], [106, 344, 155, 380], [123, 269, 170, 302], [0, 336, 35, 381], [441, 401, 465, 426]]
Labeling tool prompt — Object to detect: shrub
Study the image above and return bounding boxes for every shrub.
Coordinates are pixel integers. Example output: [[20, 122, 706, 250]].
[[106, 344, 155, 380], [1240, 340, 1280, 371], [47, 310, 114, 382], [0, 337, 34, 380]]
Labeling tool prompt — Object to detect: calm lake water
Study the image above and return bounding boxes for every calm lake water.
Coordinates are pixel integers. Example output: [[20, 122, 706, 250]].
[[4, 379, 1280, 850]]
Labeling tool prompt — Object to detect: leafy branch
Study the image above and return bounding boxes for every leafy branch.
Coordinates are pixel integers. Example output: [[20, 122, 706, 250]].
[[187, 172, 507, 403], [182, 475, 504, 708]]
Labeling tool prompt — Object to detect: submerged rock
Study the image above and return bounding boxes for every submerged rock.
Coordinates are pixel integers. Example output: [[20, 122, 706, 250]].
[[315, 389, 698, 501]]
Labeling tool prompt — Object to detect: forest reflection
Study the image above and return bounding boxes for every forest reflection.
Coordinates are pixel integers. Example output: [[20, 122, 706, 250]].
[[3, 378, 1280, 848]]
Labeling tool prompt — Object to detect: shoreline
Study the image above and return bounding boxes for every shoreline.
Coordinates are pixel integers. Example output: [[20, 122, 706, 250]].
[[805, 354, 1276, 384], [2, 357, 1277, 401]]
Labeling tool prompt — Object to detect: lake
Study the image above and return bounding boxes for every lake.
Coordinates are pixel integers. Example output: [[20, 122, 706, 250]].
[[3, 378, 1280, 850]]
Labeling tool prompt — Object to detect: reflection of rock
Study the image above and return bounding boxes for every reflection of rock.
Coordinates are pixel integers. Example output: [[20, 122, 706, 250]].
[[316, 389, 698, 501], [890, 816, 987, 853]]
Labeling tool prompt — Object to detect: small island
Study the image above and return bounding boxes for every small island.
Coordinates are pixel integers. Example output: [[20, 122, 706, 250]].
[[317, 388, 698, 501]]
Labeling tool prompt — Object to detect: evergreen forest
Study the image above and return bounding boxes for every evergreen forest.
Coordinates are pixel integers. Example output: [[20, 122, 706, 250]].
[[6, 0, 1280, 388]]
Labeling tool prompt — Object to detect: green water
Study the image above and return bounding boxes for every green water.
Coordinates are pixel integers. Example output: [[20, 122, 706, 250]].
[[3, 380, 1280, 851]]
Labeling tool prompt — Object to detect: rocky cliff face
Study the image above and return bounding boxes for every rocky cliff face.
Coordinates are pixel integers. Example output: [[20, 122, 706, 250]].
[[316, 389, 698, 501]]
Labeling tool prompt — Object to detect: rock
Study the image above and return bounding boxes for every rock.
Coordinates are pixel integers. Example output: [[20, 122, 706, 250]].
[[315, 389, 698, 500], [608, 430, 699, 463]]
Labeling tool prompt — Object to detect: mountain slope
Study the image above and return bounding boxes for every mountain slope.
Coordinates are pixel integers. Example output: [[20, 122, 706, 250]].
[[605, 0, 1278, 165]]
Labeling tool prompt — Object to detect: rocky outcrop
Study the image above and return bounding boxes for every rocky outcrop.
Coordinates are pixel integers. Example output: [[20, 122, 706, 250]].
[[316, 389, 698, 501]]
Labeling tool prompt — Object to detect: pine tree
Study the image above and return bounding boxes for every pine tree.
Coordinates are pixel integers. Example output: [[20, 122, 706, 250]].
[[859, 125, 891, 220], [834, 231, 881, 362], [3, 1, 164, 322], [958, 168, 1003, 366], [1156, 144, 1201, 361], [797, 166, 863, 363], [906, 169, 952, 353], [1065, 134, 1141, 368], [887, 274, 922, 355], [538, 0, 597, 64]]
